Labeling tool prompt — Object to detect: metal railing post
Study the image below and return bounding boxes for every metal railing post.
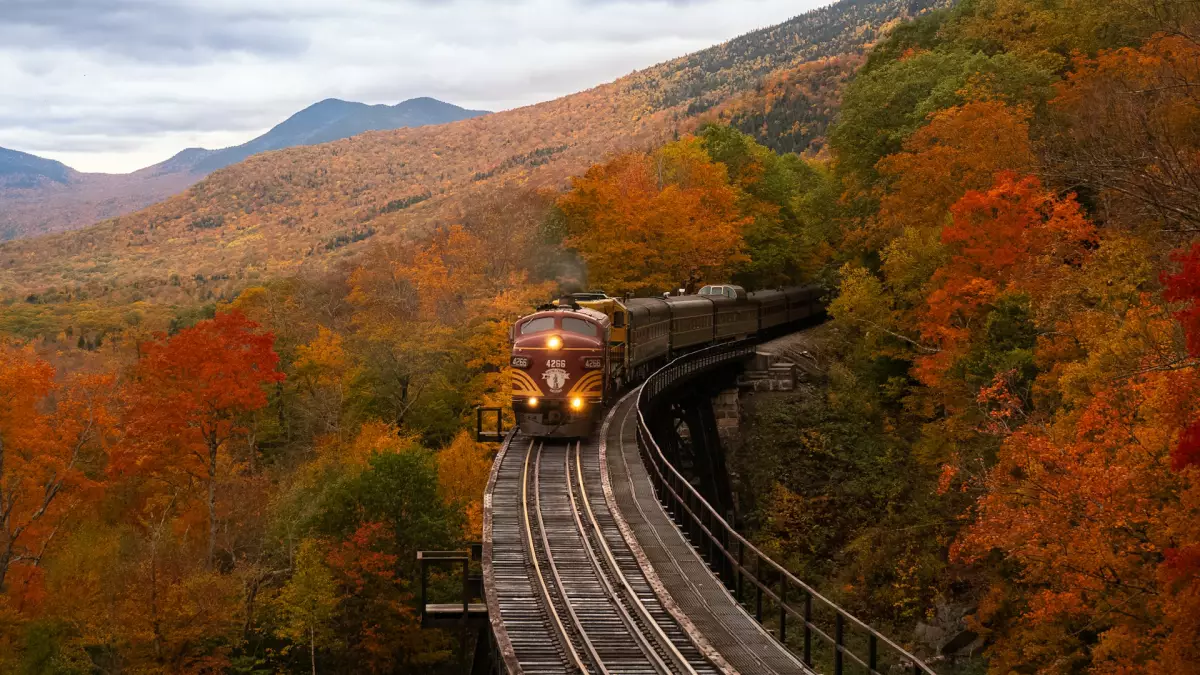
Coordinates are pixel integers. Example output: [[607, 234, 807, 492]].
[[869, 634, 878, 674], [804, 594, 812, 665], [419, 553, 428, 620], [462, 557, 470, 617], [736, 541, 744, 603], [835, 613, 844, 675], [755, 556, 763, 622], [779, 578, 787, 644]]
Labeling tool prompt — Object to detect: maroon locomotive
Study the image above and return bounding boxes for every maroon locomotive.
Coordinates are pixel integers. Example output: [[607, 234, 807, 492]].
[[509, 304, 611, 438]]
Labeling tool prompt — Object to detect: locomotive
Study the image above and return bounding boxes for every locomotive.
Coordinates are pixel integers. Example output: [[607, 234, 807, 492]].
[[509, 284, 824, 438]]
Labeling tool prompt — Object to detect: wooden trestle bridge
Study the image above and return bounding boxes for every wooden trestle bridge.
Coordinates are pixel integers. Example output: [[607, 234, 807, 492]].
[[420, 337, 939, 675]]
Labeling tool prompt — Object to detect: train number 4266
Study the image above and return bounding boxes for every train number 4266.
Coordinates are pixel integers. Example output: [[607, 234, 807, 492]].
[[545, 359, 567, 369]]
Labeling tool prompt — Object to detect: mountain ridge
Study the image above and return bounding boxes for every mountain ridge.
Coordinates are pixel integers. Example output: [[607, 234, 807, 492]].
[[0, 147, 73, 187], [0, 97, 489, 240]]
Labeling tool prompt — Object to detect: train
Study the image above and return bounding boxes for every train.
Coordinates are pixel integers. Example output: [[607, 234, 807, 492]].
[[509, 284, 825, 437]]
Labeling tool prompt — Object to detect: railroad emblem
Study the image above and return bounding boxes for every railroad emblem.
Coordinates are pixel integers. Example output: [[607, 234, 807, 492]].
[[541, 368, 570, 394]]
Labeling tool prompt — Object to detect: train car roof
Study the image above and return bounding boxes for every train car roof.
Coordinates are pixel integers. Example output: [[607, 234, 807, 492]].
[[521, 306, 611, 326]]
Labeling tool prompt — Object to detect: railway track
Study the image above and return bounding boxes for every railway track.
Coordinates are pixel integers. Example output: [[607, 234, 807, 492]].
[[492, 435, 717, 674]]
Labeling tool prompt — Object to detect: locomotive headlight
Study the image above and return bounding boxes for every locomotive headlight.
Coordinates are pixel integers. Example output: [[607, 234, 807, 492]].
[[527, 397, 539, 408], [570, 397, 585, 411], [546, 335, 563, 350]]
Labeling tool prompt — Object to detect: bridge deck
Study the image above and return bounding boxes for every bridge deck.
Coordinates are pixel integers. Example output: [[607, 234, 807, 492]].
[[485, 431, 720, 674], [602, 392, 811, 675], [484, 390, 812, 674]]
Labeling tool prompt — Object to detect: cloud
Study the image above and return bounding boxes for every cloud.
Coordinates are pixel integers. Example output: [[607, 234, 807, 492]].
[[1, 0, 307, 62], [0, 0, 828, 173]]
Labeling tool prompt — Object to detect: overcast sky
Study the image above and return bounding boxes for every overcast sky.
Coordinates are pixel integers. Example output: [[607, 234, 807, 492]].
[[0, 0, 830, 174]]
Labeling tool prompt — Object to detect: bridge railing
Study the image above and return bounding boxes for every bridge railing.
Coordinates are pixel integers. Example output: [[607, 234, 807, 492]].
[[636, 341, 937, 675]]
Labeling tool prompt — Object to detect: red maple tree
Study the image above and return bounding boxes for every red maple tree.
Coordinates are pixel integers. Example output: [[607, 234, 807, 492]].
[[121, 312, 283, 568]]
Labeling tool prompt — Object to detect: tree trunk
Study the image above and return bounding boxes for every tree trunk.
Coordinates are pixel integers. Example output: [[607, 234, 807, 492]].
[[0, 434, 6, 592], [247, 427, 258, 475], [151, 547, 163, 664], [277, 381, 289, 442], [243, 573, 260, 639], [310, 622, 317, 675], [0, 545, 11, 593], [207, 440, 219, 569]]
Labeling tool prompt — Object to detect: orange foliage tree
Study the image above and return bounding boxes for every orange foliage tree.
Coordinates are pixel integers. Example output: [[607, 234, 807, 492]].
[[0, 345, 116, 601], [874, 100, 1035, 244], [436, 432, 494, 537], [1049, 34, 1200, 233], [558, 137, 750, 294], [955, 350, 1200, 673], [916, 173, 1095, 387], [121, 312, 283, 568]]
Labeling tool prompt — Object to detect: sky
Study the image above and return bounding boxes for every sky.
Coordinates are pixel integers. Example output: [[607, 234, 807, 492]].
[[0, 0, 831, 174]]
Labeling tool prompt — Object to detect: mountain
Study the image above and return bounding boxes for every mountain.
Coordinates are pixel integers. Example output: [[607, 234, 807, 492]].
[[0, 0, 950, 304], [0, 148, 73, 188], [0, 98, 489, 241], [0, 151, 201, 243], [169, 97, 489, 176]]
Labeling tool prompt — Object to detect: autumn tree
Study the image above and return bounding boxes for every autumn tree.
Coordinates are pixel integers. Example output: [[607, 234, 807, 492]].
[[436, 431, 494, 537], [916, 173, 1095, 388], [271, 426, 460, 671], [954, 352, 1200, 672], [698, 124, 841, 288], [276, 539, 337, 675], [122, 312, 283, 568], [1164, 243, 1200, 470], [0, 345, 116, 600], [559, 136, 750, 295], [346, 226, 487, 436], [1048, 34, 1200, 233], [874, 100, 1035, 246], [293, 327, 357, 437]]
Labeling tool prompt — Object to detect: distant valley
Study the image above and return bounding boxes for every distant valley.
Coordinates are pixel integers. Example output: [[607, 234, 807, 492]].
[[0, 98, 488, 241]]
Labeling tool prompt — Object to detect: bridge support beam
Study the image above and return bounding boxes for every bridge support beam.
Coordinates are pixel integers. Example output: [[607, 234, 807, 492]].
[[644, 366, 744, 586]]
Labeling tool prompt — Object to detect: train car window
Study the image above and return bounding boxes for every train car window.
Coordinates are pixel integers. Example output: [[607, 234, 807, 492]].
[[613, 311, 626, 328], [562, 317, 598, 337], [520, 317, 556, 335]]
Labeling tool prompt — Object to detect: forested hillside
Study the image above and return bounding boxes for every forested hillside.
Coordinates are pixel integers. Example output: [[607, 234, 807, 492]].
[[0, 0, 945, 318]]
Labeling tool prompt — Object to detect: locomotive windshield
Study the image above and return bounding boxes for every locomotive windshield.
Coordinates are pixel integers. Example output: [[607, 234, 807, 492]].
[[520, 317, 556, 334], [561, 317, 598, 336]]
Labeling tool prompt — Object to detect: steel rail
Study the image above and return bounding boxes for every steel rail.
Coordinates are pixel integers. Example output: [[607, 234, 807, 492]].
[[568, 442, 698, 675], [636, 340, 939, 675], [562, 443, 673, 673], [523, 440, 591, 673]]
